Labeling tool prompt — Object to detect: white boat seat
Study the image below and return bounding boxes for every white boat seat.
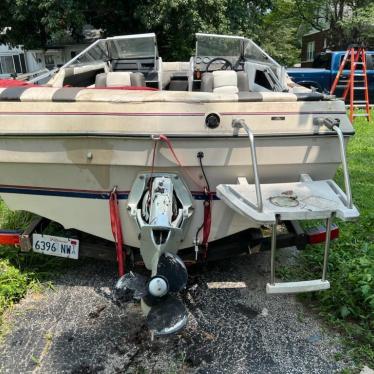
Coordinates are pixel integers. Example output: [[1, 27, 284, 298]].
[[95, 72, 146, 87], [201, 71, 249, 93]]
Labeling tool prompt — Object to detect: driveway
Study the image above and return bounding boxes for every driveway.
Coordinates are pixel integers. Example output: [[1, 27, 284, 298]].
[[0, 248, 352, 373]]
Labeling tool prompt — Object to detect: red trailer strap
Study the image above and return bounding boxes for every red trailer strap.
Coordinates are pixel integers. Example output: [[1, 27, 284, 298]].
[[0, 231, 21, 246], [109, 188, 125, 276]]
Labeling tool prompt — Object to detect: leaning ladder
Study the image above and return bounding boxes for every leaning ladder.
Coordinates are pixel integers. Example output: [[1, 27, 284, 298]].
[[217, 119, 359, 294], [330, 46, 370, 123]]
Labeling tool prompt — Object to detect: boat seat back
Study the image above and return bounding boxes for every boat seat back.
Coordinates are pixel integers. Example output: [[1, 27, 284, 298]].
[[95, 72, 146, 87], [201, 71, 249, 93]]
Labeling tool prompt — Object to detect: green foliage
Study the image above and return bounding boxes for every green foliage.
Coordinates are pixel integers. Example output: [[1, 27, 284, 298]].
[[0, 0, 373, 63], [0, 0, 88, 48], [0, 259, 29, 315], [259, 0, 301, 66], [295, 0, 374, 48], [0, 205, 72, 336], [0, 0, 277, 62], [338, 3, 374, 48], [133, 0, 272, 61]]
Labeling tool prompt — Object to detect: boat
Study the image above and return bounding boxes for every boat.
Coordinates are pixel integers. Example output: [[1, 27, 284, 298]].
[[0, 33, 359, 335]]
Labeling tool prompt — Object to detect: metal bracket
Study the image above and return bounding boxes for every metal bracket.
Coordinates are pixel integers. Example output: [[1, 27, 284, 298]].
[[314, 117, 353, 209], [232, 119, 263, 212], [20, 216, 50, 252]]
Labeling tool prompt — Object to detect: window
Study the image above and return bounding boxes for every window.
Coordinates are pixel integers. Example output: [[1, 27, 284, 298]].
[[312, 52, 332, 69], [20, 54, 27, 72], [306, 41, 315, 62], [366, 54, 373, 70], [339, 53, 373, 70], [0, 54, 27, 75], [45, 55, 55, 66], [0, 56, 15, 74], [13, 55, 21, 73], [255, 70, 273, 90]]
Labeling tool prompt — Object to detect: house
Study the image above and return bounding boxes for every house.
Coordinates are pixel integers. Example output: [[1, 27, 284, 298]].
[[33, 25, 102, 70], [0, 25, 102, 79], [24, 44, 86, 73], [301, 29, 330, 67], [0, 43, 86, 79]]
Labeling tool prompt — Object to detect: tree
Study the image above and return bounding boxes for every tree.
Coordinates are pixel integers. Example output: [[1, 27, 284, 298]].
[[7, 0, 373, 67], [258, 0, 301, 66], [0, 0, 89, 49], [134, 0, 272, 61], [0, 0, 273, 61], [338, 2, 374, 48], [295, 0, 374, 49]]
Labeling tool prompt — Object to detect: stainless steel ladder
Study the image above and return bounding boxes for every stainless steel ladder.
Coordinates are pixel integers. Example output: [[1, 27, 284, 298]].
[[217, 119, 359, 294]]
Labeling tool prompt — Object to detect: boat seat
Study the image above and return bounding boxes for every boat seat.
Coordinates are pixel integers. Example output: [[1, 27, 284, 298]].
[[201, 71, 249, 93], [95, 72, 146, 87]]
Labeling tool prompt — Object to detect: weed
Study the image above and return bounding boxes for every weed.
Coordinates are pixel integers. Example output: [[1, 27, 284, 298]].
[[30, 354, 40, 365], [0, 205, 73, 338]]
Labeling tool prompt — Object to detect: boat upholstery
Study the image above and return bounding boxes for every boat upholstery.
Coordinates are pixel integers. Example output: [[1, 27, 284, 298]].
[[161, 62, 191, 90], [0, 82, 325, 103], [48, 63, 107, 88], [95, 72, 146, 87], [201, 71, 249, 93]]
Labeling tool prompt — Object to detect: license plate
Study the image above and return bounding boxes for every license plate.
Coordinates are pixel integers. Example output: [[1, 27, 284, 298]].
[[32, 233, 79, 259]]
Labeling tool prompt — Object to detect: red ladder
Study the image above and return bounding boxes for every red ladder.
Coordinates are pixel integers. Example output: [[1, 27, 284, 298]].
[[330, 46, 370, 123]]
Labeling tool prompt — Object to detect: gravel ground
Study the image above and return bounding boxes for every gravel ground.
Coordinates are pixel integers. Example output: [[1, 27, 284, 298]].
[[0, 248, 353, 374]]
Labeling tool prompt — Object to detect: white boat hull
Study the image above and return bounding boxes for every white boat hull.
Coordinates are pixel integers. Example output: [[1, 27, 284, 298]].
[[0, 92, 353, 249]]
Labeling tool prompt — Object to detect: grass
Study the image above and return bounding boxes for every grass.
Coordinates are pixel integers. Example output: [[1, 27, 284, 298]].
[[0, 202, 73, 338], [293, 111, 374, 368]]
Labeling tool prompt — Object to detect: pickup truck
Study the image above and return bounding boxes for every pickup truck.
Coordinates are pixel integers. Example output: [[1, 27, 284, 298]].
[[287, 51, 374, 103]]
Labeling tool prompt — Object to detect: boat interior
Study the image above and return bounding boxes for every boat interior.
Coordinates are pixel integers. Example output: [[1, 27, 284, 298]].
[[43, 33, 311, 96]]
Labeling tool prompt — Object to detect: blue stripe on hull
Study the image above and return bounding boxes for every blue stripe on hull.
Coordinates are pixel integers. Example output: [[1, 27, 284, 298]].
[[0, 186, 219, 200]]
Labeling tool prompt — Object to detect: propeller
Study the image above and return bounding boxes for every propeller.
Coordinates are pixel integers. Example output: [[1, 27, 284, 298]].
[[114, 252, 189, 336], [146, 295, 188, 336], [114, 272, 148, 302], [157, 252, 188, 292]]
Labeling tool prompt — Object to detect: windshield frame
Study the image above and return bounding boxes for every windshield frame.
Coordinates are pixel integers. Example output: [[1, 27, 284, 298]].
[[60, 33, 158, 70]]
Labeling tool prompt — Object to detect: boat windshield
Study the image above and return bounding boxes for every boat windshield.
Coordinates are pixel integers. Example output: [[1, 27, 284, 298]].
[[196, 34, 242, 57], [107, 35, 157, 59], [195, 33, 279, 67], [70, 40, 109, 66], [66, 33, 157, 67]]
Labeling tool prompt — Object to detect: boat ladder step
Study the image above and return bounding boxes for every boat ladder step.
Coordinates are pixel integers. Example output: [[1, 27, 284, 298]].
[[217, 119, 359, 294], [266, 280, 330, 294]]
